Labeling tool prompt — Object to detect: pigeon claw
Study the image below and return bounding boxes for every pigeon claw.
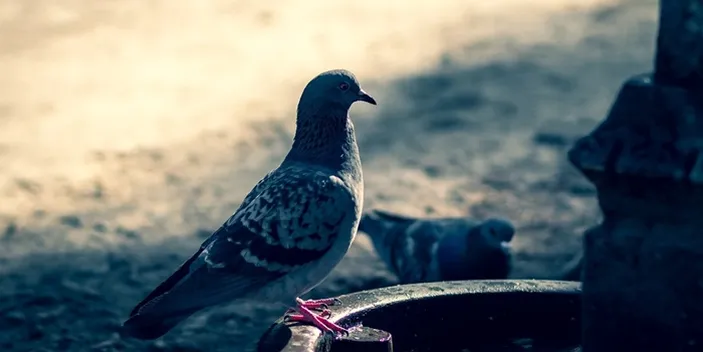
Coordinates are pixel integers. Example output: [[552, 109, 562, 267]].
[[288, 297, 349, 336], [284, 309, 332, 321], [298, 297, 342, 310]]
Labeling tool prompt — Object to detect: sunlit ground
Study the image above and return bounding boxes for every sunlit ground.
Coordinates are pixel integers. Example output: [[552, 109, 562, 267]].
[[0, 0, 615, 218]]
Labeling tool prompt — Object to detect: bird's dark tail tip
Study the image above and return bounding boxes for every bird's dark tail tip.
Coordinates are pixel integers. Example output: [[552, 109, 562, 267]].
[[120, 314, 183, 340], [359, 209, 413, 235], [358, 210, 384, 235]]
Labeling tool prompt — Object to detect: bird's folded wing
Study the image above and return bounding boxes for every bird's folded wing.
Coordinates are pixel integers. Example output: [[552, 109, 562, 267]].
[[394, 222, 441, 283], [130, 172, 354, 317], [230, 170, 276, 214]]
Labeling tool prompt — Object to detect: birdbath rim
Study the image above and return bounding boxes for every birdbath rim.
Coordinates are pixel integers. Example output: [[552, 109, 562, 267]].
[[257, 279, 582, 352]]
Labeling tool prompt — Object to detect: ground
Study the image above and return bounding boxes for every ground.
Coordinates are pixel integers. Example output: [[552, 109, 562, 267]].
[[0, 0, 658, 351]]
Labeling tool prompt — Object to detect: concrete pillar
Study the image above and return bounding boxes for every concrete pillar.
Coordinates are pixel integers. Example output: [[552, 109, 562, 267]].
[[568, 0, 703, 350]]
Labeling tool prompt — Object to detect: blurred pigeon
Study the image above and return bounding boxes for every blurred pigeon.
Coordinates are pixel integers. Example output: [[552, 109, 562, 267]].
[[359, 209, 516, 283], [122, 69, 376, 339]]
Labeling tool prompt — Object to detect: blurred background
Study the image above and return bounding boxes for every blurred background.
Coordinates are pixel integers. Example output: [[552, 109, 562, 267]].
[[0, 0, 657, 351]]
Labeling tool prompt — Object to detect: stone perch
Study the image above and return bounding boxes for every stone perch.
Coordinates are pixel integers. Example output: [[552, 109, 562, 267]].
[[568, 0, 703, 351], [654, 0, 703, 90]]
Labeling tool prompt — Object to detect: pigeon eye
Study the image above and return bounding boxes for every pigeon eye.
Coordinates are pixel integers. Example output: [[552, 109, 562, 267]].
[[338, 82, 349, 91]]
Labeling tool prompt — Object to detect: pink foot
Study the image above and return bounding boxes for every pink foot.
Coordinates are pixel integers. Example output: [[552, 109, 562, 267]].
[[285, 309, 332, 321], [298, 297, 342, 310], [283, 297, 348, 335]]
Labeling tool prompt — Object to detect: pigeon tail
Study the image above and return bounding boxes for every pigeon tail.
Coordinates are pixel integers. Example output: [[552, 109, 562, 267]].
[[121, 310, 196, 340], [122, 243, 211, 340], [358, 210, 409, 260], [359, 211, 393, 266], [359, 209, 414, 235], [358, 212, 382, 236]]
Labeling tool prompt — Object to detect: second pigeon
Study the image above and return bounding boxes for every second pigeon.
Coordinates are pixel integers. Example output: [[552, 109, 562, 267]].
[[359, 209, 516, 284]]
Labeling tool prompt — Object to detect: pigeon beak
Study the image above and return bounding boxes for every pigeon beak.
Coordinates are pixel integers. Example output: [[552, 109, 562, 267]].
[[357, 89, 377, 105], [499, 241, 512, 251]]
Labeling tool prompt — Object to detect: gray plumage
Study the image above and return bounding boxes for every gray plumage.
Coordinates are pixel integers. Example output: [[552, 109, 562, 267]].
[[122, 69, 376, 340], [359, 209, 516, 284]]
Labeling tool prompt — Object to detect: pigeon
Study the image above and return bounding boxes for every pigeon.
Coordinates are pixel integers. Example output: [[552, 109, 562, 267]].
[[359, 209, 516, 284], [122, 69, 376, 339]]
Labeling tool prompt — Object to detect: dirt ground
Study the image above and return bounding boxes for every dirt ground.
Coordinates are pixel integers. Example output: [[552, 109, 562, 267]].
[[0, 0, 658, 351]]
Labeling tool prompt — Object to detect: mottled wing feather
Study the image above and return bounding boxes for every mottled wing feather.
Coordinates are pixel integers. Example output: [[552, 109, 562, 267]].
[[132, 227, 288, 315], [393, 221, 442, 284], [232, 171, 276, 214], [131, 168, 353, 317], [128, 170, 276, 318]]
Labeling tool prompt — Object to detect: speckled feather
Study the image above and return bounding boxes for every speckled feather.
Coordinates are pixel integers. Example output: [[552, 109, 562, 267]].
[[359, 210, 466, 283], [129, 167, 358, 315], [359, 209, 515, 284], [122, 69, 371, 340]]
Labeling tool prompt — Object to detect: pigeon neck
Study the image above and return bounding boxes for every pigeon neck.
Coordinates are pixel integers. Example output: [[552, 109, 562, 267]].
[[285, 111, 361, 174], [436, 233, 471, 280], [437, 229, 510, 280]]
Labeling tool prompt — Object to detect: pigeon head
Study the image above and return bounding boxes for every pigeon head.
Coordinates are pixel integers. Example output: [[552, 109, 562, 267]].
[[287, 69, 375, 167], [297, 69, 376, 119], [476, 218, 515, 253]]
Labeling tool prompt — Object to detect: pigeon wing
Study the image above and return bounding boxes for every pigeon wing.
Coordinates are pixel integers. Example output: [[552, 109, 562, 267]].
[[126, 171, 277, 318], [128, 170, 354, 318], [390, 221, 443, 284], [232, 170, 276, 213]]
